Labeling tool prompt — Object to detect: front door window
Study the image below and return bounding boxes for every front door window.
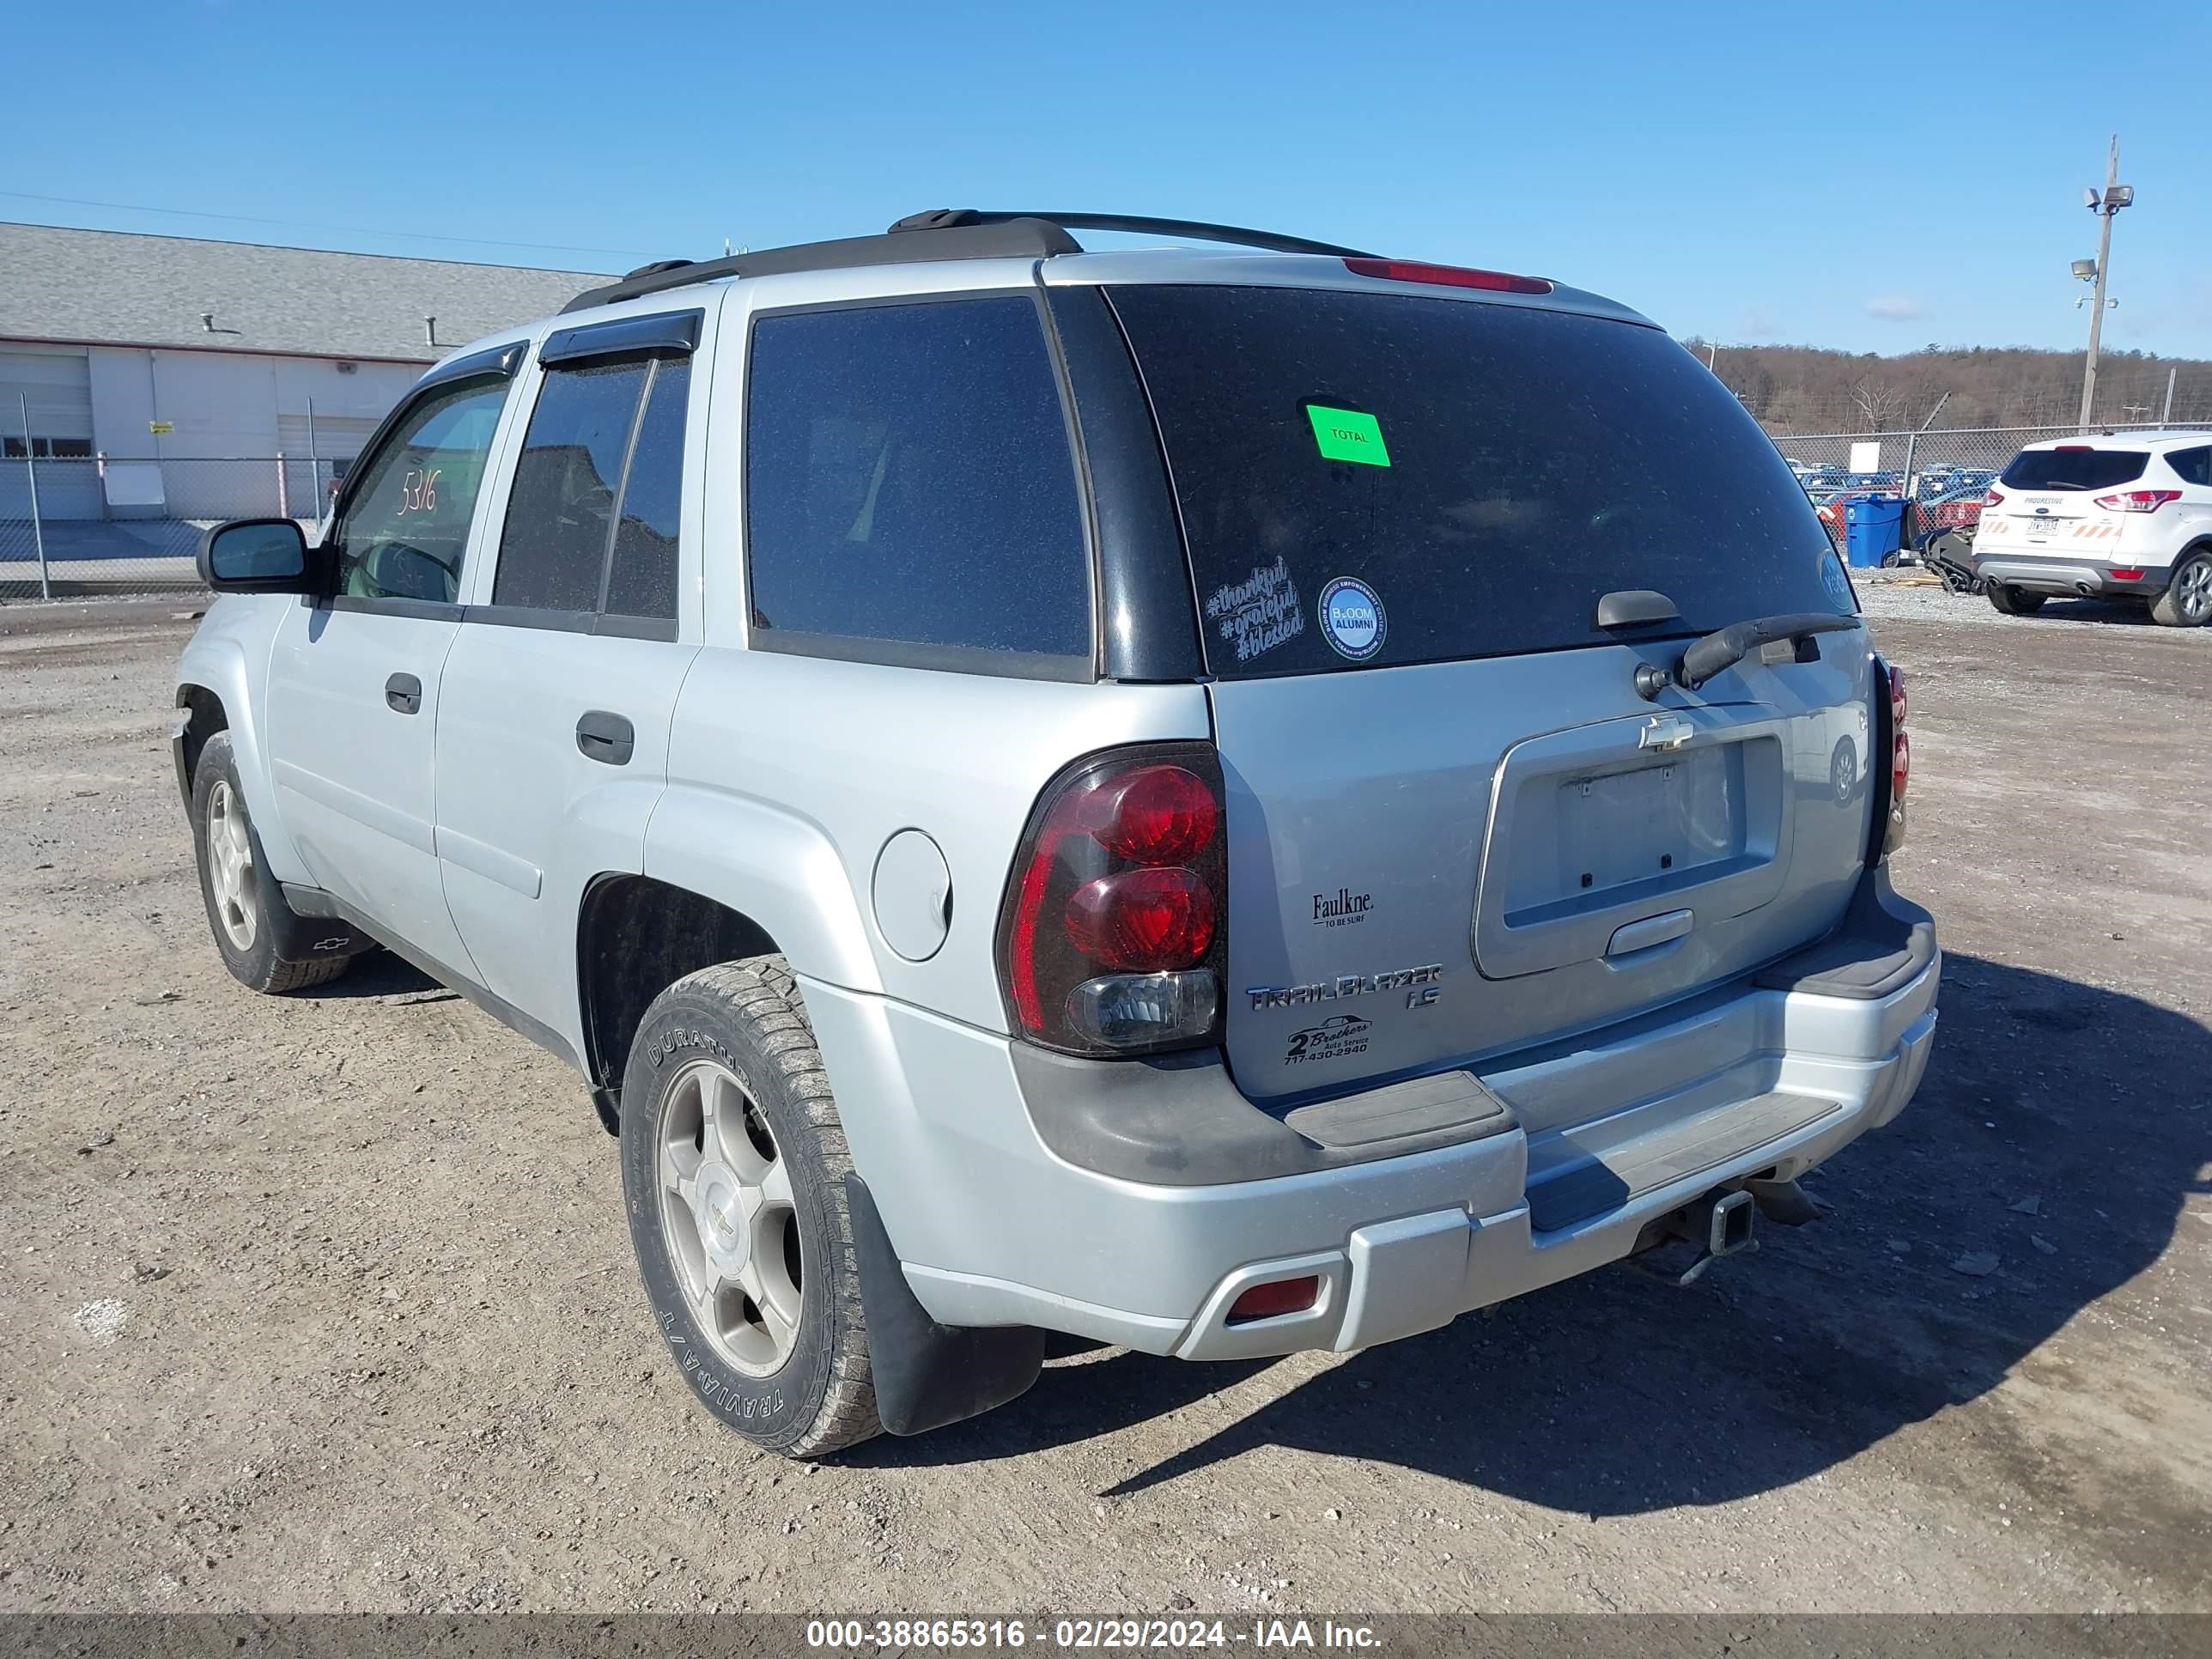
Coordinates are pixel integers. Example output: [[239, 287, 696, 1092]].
[[330, 375, 512, 603]]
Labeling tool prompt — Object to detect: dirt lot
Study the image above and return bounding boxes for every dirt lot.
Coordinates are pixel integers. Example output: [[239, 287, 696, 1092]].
[[2, 587, 2207, 1615]]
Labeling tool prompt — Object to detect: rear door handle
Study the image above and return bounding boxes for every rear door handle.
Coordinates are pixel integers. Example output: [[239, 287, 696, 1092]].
[[385, 672, 422, 715], [575, 710, 635, 767]]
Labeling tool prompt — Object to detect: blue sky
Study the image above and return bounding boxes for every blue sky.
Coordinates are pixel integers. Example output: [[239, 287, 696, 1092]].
[[10, 0, 2210, 357]]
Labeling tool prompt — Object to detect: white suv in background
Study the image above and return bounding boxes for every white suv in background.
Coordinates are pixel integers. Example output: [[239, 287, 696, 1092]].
[[1972, 433, 2212, 626]]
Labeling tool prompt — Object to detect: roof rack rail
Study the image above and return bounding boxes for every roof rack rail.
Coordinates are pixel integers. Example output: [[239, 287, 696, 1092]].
[[887, 209, 1375, 259], [561, 210, 1374, 313], [561, 216, 1080, 313]]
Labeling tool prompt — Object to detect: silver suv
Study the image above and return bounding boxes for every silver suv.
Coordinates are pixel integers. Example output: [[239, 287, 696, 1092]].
[[174, 210, 1940, 1457]]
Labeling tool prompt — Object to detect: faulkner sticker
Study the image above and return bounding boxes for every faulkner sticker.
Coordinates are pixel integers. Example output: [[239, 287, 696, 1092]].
[[1318, 575, 1386, 660], [1204, 555, 1304, 663], [1305, 404, 1390, 466], [1311, 888, 1374, 928]]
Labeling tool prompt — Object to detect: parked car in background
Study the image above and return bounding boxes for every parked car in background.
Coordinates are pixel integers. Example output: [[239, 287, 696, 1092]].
[[1973, 433, 2212, 625]]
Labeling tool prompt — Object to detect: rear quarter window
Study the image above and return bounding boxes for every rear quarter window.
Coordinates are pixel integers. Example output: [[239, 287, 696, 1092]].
[[1999, 448, 2148, 491], [1106, 285, 1844, 677], [743, 295, 1091, 672]]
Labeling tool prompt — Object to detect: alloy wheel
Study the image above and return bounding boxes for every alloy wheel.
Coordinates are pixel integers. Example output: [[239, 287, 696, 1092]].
[[656, 1059, 805, 1376], [206, 780, 259, 951], [2178, 557, 2212, 623]]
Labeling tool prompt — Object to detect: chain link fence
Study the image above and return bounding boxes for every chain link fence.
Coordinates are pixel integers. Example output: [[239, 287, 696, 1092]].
[[1, 456, 338, 600]]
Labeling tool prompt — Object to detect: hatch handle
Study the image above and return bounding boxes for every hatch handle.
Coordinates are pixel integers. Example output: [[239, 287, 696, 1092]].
[[1606, 909, 1693, 958]]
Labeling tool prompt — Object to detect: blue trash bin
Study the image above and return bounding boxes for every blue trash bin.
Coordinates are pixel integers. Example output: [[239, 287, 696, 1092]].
[[1844, 495, 1905, 568]]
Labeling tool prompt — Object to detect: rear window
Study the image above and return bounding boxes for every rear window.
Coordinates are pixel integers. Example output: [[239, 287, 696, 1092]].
[[2000, 448, 2148, 491], [1106, 285, 1844, 676]]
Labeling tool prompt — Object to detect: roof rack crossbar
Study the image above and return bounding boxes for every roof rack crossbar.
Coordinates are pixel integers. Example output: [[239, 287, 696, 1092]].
[[560, 217, 1081, 313], [888, 209, 1376, 259], [559, 209, 1375, 314]]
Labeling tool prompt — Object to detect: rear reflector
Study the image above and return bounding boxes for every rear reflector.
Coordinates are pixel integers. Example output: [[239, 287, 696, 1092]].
[[1226, 1276, 1321, 1325], [1344, 256, 1553, 295], [2110, 567, 2145, 581]]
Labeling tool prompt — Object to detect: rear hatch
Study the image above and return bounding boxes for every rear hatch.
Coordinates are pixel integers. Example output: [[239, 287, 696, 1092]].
[[1982, 446, 2148, 552], [1106, 281, 1876, 1109]]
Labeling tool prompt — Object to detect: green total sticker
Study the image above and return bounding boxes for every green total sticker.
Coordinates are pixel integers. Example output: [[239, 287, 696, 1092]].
[[1305, 404, 1390, 466]]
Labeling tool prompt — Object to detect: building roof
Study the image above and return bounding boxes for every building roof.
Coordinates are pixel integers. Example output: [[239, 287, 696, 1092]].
[[0, 222, 612, 364]]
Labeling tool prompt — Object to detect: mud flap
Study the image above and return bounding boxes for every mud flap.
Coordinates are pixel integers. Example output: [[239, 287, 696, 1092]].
[[269, 882, 375, 963], [846, 1174, 1046, 1437]]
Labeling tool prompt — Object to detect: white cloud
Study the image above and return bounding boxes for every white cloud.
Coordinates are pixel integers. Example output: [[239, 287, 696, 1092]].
[[1865, 295, 1926, 323]]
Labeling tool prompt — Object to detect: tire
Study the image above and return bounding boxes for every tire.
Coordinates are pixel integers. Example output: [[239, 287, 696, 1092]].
[[1988, 584, 2048, 617], [190, 732, 357, 994], [619, 957, 881, 1457], [2149, 550, 2212, 628]]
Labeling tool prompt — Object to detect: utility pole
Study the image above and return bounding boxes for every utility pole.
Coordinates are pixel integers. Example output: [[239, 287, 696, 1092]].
[[2076, 135, 2132, 433], [2161, 366, 2177, 427]]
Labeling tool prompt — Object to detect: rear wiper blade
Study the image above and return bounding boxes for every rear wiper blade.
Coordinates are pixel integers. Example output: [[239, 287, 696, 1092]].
[[1674, 612, 1857, 690]]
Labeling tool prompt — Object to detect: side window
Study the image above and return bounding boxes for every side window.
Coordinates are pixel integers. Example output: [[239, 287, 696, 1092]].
[[331, 375, 511, 604], [2167, 447, 2212, 488], [744, 296, 1091, 664], [495, 355, 688, 620], [606, 359, 689, 619]]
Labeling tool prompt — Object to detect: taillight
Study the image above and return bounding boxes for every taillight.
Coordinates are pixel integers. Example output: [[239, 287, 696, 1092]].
[[1343, 256, 1553, 295], [2094, 489, 2180, 513], [1981, 489, 2006, 508], [1879, 659, 1908, 858], [1063, 867, 1215, 971], [998, 745, 1227, 1056]]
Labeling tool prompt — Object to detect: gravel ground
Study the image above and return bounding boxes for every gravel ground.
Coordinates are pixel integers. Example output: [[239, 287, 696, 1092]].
[[2, 594, 2208, 1615]]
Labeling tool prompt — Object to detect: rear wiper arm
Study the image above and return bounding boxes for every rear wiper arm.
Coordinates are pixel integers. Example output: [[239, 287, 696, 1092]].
[[1673, 612, 1857, 691]]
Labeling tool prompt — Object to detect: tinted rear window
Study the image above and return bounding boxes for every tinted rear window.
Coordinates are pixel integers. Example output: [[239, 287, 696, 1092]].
[[2000, 448, 2148, 491], [1107, 286, 1844, 676]]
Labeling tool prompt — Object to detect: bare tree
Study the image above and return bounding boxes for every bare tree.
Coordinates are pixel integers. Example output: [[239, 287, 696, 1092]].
[[1850, 374, 1907, 432]]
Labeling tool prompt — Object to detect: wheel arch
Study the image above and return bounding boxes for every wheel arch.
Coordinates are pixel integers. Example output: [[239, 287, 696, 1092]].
[[575, 874, 784, 1130], [173, 682, 229, 809]]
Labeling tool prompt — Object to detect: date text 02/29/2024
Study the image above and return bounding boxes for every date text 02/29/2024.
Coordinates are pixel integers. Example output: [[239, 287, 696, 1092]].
[[805, 1618, 1382, 1650]]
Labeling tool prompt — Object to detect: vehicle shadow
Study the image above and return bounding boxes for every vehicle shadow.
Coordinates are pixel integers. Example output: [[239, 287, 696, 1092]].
[[851, 953, 2210, 1513], [301, 949, 445, 1000], [2015, 597, 2160, 626]]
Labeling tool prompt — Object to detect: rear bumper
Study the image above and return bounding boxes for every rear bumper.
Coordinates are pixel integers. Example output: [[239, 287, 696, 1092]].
[[1972, 550, 2167, 597], [803, 870, 1939, 1362]]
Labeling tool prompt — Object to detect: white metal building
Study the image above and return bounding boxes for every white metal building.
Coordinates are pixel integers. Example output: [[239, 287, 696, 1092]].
[[0, 222, 608, 522]]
